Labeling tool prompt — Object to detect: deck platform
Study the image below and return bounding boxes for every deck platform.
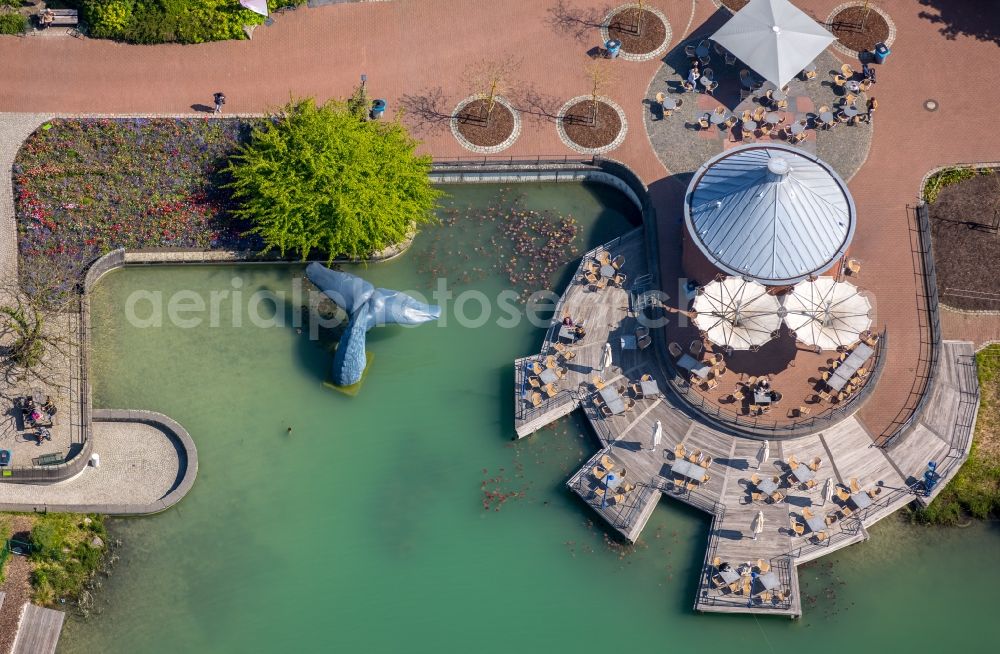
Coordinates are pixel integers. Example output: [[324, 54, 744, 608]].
[[11, 604, 64, 654], [516, 231, 980, 618]]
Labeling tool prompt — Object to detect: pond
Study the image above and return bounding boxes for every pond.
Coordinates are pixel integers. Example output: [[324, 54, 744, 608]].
[[66, 183, 998, 652]]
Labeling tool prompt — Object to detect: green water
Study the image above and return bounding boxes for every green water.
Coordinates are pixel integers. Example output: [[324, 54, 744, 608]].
[[67, 184, 997, 652]]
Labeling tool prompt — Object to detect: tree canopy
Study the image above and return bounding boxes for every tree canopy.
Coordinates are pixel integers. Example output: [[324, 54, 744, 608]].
[[225, 98, 440, 262]]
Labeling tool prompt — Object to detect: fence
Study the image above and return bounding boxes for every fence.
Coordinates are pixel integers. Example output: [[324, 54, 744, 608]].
[[661, 328, 889, 439], [877, 203, 941, 448]]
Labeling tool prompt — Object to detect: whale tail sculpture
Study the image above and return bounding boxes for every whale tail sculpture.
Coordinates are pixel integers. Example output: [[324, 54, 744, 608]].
[[305, 263, 441, 386]]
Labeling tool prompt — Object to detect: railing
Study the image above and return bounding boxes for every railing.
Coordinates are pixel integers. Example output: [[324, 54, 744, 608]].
[[661, 329, 889, 439], [432, 155, 595, 166], [513, 355, 578, 426], [877, 203, 941, 447], [915, 352, 980, 491], [568, 472, 659, 534]]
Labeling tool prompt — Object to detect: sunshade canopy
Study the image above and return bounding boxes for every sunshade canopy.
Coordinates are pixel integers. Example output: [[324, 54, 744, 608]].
[[711, 0, 835, 89], [684, 144, 856, 286], [783, 277, 872, 350], [692, 277, 782, 350], [240, 0, 269, 17]]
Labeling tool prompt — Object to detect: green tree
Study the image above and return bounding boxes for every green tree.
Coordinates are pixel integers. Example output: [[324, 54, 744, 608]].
[[225, 98, 441, 262]]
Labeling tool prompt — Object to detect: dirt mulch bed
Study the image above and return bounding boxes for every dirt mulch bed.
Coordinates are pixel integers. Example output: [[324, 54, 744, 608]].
[[561, 100, 622, 150], [830, 6, 889, 53], [720, 0, 749, 11], [455, 99, 515, 148], [607, 8, 667, 55], [929, 171, 1000, 311]]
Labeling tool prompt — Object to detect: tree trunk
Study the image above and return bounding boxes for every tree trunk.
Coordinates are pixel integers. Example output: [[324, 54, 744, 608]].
[[484, 80, 498, 123], [635, 1, 644, 37]]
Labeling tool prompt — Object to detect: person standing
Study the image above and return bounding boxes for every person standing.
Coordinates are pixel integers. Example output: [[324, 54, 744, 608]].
[[866, 96, 878, 120], [213, 92, 226, 114]]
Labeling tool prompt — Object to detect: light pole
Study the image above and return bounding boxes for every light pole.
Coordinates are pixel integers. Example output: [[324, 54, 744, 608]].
[[361, 73, 367, 90]]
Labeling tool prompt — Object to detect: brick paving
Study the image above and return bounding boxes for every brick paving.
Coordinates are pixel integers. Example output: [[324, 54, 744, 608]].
[[0, 421, 180, 509], [0, 0, 997, 442]]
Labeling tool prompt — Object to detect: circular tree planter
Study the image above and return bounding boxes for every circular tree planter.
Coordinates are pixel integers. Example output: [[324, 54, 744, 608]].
[[600, 4, 671, 62], [557, 95, 627, 155], [450, 95, 521, 154], [827, 2, 895, 56], [715, 0, 749, 13]]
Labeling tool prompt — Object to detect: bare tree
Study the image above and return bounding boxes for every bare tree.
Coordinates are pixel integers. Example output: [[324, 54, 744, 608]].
[[463, 56, 521, 124], [583, 61, 616, 127], [635, 0, 646, 37], [0, 277, 78, 389]]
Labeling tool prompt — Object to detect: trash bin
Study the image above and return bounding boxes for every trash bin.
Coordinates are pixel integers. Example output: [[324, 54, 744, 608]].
[[605, 39, 622, 59], [873, 42, 890, 64], [370, 99, 386, 120], [90, 452, 101, 468]]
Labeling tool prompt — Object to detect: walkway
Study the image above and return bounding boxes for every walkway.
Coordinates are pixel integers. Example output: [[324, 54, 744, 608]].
[[10, 604, 63, 654], [0, 411, 197, 514], [1, 0, 997, 438]]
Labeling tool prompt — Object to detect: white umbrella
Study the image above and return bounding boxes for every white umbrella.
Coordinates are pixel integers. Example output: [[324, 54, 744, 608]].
[[651, 420, 663, 451], [239, 0, 269, 16], [783, 277, 872, 351], [711, 0, 835, 89], [602, 342, 613, 370], [693, 277, 781, 350], [822, 477, 833, 507], [751, 510, 765, 541], [756, 440, 770, 470]]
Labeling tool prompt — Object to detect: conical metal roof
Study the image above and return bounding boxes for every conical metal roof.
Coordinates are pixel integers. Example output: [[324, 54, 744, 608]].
[[684, 144, 855, 285]]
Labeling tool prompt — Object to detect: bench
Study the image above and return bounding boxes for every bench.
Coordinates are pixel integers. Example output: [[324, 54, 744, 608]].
[[47, 9, 79, 27], [33, 452, 64, 466]]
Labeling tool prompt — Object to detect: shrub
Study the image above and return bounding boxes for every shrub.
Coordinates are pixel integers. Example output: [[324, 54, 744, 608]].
[[0, 0, 22, 9], [225, 97, 441, 262], [28, 514, 108, 606], [0, 12, 27, 35], [83, 0, 134, 40]]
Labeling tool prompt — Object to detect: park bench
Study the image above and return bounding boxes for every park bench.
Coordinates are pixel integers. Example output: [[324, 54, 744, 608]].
[[48, 9, 79, 27], [33, 452, 64, 466]]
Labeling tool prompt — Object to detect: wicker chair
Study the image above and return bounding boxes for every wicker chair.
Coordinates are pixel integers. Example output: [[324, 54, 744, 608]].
[[841, 63, 855, 79], [698, 114, 711, 129], [668, 342, 683, 358], [847, 259, 862, 276]]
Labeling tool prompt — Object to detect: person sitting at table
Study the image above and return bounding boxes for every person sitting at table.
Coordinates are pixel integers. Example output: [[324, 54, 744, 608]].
[[687, 66, 699, 86], [862, 62, 876, 84], [562, 315, 573, 327], [574, 324, 586, 339], [718, 561, 732, 572], [42, 399, 56, 416]]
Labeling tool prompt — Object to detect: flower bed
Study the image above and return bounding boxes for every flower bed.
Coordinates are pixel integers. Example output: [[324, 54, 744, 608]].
[[13, 118, 262, 293]]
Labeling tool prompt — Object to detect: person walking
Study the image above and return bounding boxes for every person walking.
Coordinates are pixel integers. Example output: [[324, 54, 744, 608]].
[[866, 96, 878, 120], [213, 92, 226, 114]]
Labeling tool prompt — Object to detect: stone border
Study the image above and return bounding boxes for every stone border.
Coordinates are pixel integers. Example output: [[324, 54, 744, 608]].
[[556, 96, 628, 155], [449, 95, 522, 154], [0, 410, 197, 515], [599, 3, 672, 62], [826, 1, 897, 59]]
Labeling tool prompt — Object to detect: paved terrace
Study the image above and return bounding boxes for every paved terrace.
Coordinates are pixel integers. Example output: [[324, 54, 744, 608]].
[[516, 233, 978, 616]]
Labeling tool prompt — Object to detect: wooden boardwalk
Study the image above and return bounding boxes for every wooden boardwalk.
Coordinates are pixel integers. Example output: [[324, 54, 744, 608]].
[[11, 604, 64, 654], [514, 233, 980, 618]]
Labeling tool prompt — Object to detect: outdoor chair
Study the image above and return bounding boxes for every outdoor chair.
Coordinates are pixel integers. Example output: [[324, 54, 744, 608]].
[[809, 456, 821, 471], [732, 390, 745, 402], [689, 449, 702, 463], [690, 340, 704, 356], [789, 131, 806, 145], [528, 376, 541, 388], [747, 376, 758, 385], [529, 392, 543, 407], [814, 531, 829, 543], [545, 355, 558, 369], [841, 63, 855, 79], [825, 514, 837, 526], [741, 124, 755, 140], [836, 487, 851, 502], [787, 454, 799, 468], [775, 98, 789, 110], [592, 465, 606, 480], [704, 68, 715, 82], [641, 373, 653, 382], [757, 559, 771, 573], [702, 473, 711, 483], [715, 365, 727, 377], [752, 106, 766, 122], [847, 259, 862, 276], [597, 251, 611, 265], [675, 443, 686, 459], [759, 405, 771, 414], [543, 383, 558, 398], [599, 404, 613, 418], [593, 487, 605, 498], [700, 455, 713, 469], [655, 91, 666, 106], [637, 335, 652, 350], [818, 390, 832, 402], [699, 55, 711, 67], [698, 39, 711, 52], [714, 42, 726, 57], [714, 105, 726, 116], [859, 78, 873, 92], [612, 254, 625, 269], [702, 378, 719, 391], [681, 81, 695, 93], [803, 508, 815, 519], [747, 404, 760, 415], [625, 398, 636, 411], [684, 44, 697, 57], [804, 69, 817, 80], [840, 506, 853, 518], [832, 74, 846, 89], [805, 478, 817, 490], [698, 114, 711, 129], [751, 491, 764, 503], [668, 342, 683, 358], [531, 361, 544, 375], [741, 109, 752, 123], [722, 115, 738, 129], [612, 272, 626, 287], [686, 481, 699, 491], [629, 383, 643, 399], [560, 350, 577, 362], [850, 478, 861, 494], [725, 52, 737, 66], [770, 490, 784, 503], [601, 455, 615, 470], [584, 271, 599, 285], [791, 520, 805, 536], [821, 371, 831, 382], [592, 375, 606, 390], [751, 473, 762, 485], [593, 277, 608, 291], [872, 486, 883, 496]]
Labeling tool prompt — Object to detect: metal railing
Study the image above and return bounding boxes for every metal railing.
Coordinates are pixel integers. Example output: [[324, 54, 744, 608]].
[[661, 329, 889, 439], [432, 155, 594, 167], [568, 472, 659, 534], [877, 203, 941, 447], [915, 352, 979, 489]]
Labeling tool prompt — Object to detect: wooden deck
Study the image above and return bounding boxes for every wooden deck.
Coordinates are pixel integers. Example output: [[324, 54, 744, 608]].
[[514, 233, 981, 618], [11, 604, 64, 654]]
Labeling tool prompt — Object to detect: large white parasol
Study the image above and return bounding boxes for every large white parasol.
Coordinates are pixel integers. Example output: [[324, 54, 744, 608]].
[[751, 511, 765, 541], [651, 420, 663, 451], [692, 277, 782, 351], [239, 0, 269, 17], [602, 342, 613, 370], [783, 277, 872, 350], [711, 0, 835, 89], [822, 477, 834, 507]]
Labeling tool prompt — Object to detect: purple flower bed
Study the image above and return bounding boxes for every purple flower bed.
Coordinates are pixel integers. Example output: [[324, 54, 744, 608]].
[[12, 117, 263, 294]]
